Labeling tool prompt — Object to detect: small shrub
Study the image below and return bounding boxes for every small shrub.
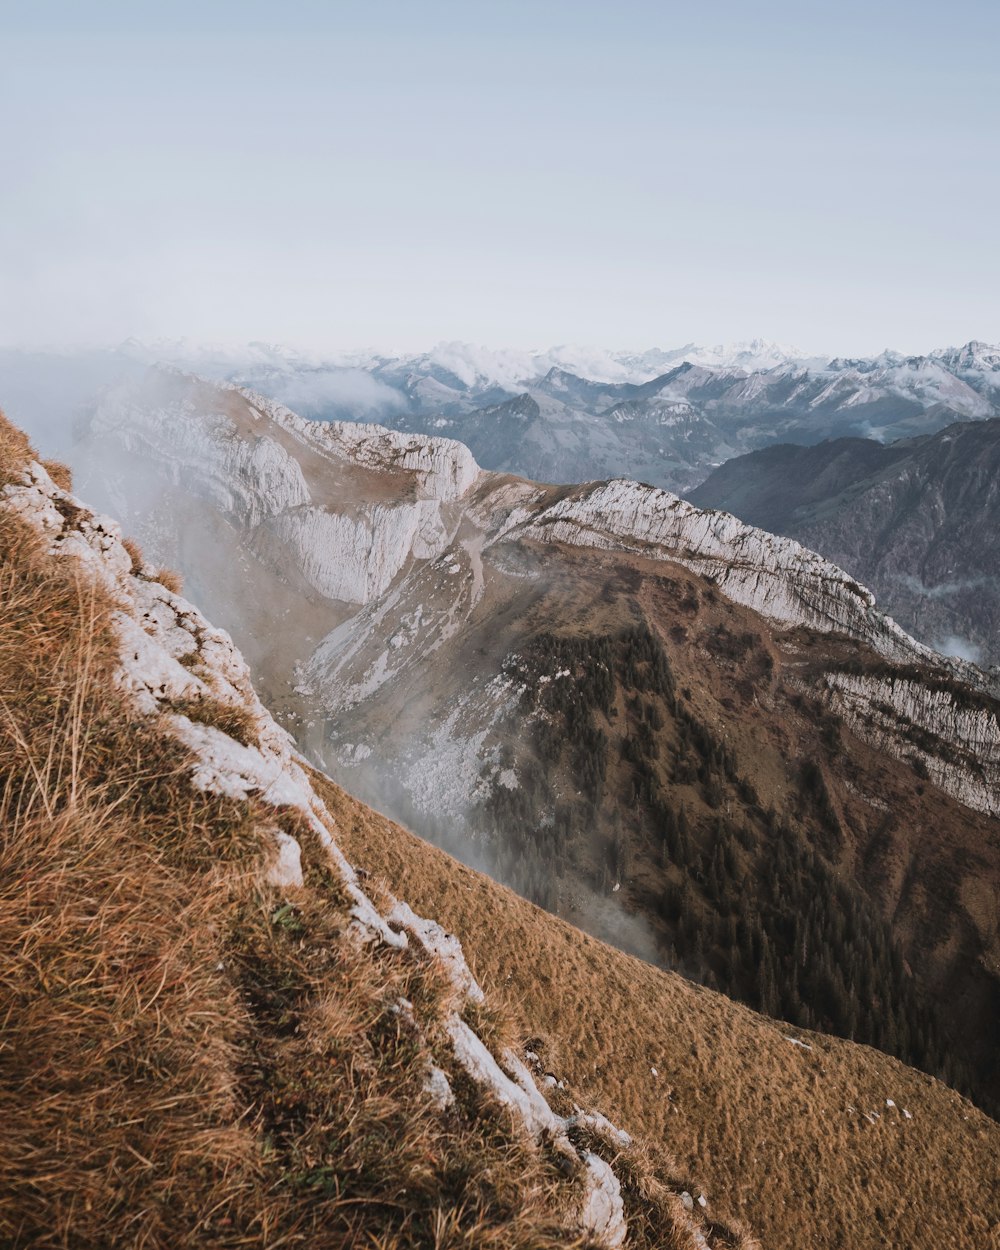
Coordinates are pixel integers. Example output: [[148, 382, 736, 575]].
[[41, 459, 73, 491], [122, 536, 145, 574]]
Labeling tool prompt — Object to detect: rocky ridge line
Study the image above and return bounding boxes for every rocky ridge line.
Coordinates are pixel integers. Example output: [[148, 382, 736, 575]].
[[85, 373, 1000, 818]]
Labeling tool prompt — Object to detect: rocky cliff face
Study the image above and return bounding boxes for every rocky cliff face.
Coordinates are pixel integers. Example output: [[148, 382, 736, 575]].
[[505, 480, 934, 660], [87, 371, 480, 606], [824, 671, 1000, 817]]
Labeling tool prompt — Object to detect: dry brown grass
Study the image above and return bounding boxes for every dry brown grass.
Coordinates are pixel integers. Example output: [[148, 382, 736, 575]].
[[0, 413, 717, 1248], [119, 534, 184, 595], [0, 419, 33, 489], [39, 459, 72, 491], [317, 773, 1000, 1250], [0, 507, 260, 1246], [122, 534, 145, 572], [169, 693, 262, 748], [156, 565, 184, 595]]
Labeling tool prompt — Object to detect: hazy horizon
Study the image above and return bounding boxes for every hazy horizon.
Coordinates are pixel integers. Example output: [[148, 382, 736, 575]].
[[2, 332, 998, 363], [3, 0, 998, 355]]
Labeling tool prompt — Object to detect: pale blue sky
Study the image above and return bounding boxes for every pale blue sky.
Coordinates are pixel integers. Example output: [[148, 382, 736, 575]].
[[1, 0, 997, 354]]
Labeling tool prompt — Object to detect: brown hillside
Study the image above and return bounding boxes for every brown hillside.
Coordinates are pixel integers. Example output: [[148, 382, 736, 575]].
[[331, 540, 1000, 1114], [319, 773, 1000, 1250]]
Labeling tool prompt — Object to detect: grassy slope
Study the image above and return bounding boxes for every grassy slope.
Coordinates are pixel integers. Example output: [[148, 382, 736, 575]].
[[318, 774, 1000, 1250], [0, 414, 746, 1250]]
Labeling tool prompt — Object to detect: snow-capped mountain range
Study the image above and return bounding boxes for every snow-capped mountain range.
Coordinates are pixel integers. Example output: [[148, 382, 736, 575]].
[[116, 336, 817, 387], [120, 336, 1000, 493], [4, 336, 1000, 495]]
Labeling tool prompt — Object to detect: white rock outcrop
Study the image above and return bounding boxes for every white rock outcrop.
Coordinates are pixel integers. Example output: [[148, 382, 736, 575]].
[[825, 671, 1000, 816], [91, 383, 312, 528], [262, 399, 480, 502], [506, 479, 935, 663], [261, 498, 455, 604], [87, 371, 481, 606]]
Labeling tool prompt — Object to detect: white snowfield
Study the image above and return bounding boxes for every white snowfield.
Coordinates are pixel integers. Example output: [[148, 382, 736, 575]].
[[122, 335, 813, 388], [0, 457, 678, 1250], [121, 333, 1000, 399]]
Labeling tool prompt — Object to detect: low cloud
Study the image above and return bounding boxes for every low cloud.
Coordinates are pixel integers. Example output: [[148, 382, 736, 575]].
[[241, 367, 405, 421], [934, 634, 984, 664]]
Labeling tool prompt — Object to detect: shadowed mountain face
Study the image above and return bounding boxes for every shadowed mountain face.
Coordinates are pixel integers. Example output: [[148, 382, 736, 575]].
[[690, 417, 1000, 667], [71, 368, 1000, 1116]]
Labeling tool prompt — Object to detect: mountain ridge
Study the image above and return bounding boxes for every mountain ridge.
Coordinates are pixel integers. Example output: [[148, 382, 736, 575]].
[[72, 370, 1000, 1120], [2, 404, 999, 1250]]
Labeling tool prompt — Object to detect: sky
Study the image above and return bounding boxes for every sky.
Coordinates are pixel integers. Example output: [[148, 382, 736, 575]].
[[1, 0, 998, 356]]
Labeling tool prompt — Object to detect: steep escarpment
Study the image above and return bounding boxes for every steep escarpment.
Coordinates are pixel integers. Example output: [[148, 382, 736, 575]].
[[88, 370, 479, 607], [690, 417, 1000, 666], [0, 419, 740, 1249], [824, 667, 1000, 816], [70, 371, 1000, 1116], [505, 479, 946, 663]]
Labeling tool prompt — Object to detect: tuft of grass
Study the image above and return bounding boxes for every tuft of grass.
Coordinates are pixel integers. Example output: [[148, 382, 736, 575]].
[[122, 534, 145, 573], [169, 694, 261, 749], [462, 994, 523, 1058], [0, 412, 34, 487], [156, 565, 184, 594], [40, 458, 73, 491], [120, 534, 184, 594]]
